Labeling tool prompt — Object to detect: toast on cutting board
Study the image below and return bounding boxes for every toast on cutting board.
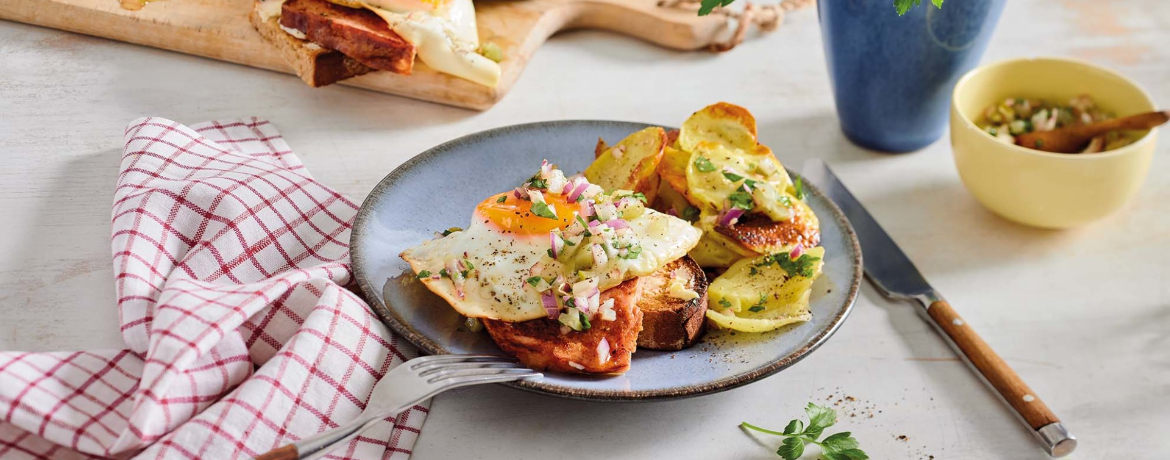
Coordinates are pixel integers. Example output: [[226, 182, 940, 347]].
[[249, 0, 374, 87]]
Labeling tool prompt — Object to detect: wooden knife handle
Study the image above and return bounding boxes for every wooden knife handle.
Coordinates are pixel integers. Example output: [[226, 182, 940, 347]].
[[926, 300, 1076, 457]]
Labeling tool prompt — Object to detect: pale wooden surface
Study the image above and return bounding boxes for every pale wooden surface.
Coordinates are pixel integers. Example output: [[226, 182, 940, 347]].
[[0, 0, 725, 110], [1, 0, 1168, 458]]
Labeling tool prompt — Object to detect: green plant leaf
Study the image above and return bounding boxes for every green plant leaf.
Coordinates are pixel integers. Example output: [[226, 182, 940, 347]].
[[775, 436, 805, 460], [803, 403, 837, 439], [782, 419, 803, 435], [698, 0, 733, 16]]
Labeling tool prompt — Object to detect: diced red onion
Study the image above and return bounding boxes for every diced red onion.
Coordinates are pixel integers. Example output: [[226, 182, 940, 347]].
[[666, 207, 678, 217], [513, 188, 524, 199], [597, 338, 611, 364], [605, 219, 629, 229], [568, 181, 590, 202], [575, 296, 591, 314], [549, 233, 564, 258], [591, 244, 608, 267], [562, 182, 574, 195], [540, 159, 552, 177], [580, 201, 595, 218], [588, 219, 601, 228], [718, 208, 745, 227], [790, 243, 805, 260], [541, 291, 559, 319]]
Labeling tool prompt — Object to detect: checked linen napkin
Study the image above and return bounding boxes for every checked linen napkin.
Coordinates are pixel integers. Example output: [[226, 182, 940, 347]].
[[0, 118, 428, 459]]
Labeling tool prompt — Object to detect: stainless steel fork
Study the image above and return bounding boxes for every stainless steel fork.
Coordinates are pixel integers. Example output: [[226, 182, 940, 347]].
[[254, 354, 542, 460]]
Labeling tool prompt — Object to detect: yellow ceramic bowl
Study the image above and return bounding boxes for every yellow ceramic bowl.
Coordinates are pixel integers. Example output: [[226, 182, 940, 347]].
[[950, 57, 1157, 229]]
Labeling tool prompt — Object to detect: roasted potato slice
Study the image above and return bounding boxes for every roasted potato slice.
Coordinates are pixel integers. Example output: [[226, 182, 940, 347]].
[[706, 246, 824, 333], [714, 200, 820, 255], [584, 127, 667, 203], [678, 102, 770, 156]]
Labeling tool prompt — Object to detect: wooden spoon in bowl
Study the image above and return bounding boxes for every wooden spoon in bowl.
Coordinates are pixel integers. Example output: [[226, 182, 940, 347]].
[[1015, 110, 1169, 153]]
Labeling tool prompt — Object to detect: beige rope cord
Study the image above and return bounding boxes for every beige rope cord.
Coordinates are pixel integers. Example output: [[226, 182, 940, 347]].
[[657, 0, 815, 51]]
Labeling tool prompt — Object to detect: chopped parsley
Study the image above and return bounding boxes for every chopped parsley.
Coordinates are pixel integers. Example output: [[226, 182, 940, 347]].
[[526, 276, 544, 287], [438, 268, 450, 278], [579, 311, 592, 330], [417, 270, 432, 279], [459, 260, 473, 278], [530, 201, 558, 219], [748, 294, 767, 312], [441, 227, 463, 236], [794, 177, 805, 200], [694, 156, 716, 172], [718, 298, 732, 309], [755, 251, 821, 278], [618, 244, 643, 260], [681, 206, 700, 222], [728, 190, 754, 211], [722, 170, 745, 182], [496, 195, 507, 203], [526, 174, 547, 190]]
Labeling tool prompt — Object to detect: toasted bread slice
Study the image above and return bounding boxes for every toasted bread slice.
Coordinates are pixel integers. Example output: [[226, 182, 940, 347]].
[[280, 0, 416, 75], [482, 278, 644, 375], [636, 256, 709, 350], [249, 1, 373, 87]]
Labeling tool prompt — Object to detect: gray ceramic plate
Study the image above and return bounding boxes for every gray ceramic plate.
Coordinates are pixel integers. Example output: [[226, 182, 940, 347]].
[[351, 121, 862, 401]]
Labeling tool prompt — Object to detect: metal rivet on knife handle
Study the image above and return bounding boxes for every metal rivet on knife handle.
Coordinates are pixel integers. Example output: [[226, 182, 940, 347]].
[[925, 300, 1076, 457]]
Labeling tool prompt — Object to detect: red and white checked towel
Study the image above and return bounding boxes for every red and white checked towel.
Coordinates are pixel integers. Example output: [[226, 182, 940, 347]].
[[0, 118, 427, 459]]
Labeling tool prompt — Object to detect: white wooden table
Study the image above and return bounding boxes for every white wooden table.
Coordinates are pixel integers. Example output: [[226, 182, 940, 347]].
[[1, 0, 1167, 458]]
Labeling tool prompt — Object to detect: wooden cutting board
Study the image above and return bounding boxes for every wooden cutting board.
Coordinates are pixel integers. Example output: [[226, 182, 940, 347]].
[[0, 0, 726, 109]]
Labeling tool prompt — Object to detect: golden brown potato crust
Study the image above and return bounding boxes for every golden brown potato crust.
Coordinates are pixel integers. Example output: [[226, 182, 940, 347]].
[[715, 209, 820, 255], [482, 278, 643, 375]]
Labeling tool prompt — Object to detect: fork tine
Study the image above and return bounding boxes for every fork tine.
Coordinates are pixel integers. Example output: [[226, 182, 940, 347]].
[[416, 361, 527, 377], [424, 367, 537, 383], [408, 354, 514, 370], [431, 373, 543, 391]]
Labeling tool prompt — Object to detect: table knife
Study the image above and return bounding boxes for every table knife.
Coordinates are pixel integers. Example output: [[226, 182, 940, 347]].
[[801, 159, 1076, 457]]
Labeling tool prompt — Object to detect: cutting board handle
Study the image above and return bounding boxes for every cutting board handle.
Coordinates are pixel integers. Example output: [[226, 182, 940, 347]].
[[540, 0, 729, 51]]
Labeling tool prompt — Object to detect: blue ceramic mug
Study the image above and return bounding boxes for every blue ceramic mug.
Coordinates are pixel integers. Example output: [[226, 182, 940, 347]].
[[818, 0, 1006, 152]]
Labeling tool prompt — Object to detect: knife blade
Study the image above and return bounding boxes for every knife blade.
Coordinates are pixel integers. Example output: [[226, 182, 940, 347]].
[[800, 159, 1076, 458]]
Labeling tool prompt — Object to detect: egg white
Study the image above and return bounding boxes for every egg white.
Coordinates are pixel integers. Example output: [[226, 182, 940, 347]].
[[401, 207, 701, 322]]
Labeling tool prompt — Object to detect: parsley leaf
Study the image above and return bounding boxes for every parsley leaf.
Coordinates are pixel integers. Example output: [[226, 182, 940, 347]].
[[530, 201, 558, 219], [793, 177, 805, 200], [755, 252, 821, 278], [438, 268, 449, 278], [578, 311, 592, 331], [697, 0, 735, 15], [723, 170, 745, 182], [741, 403, 866, 460], [496, 195, 507, 203], [694, 156, 716, 172], [526, 276, 544, 287], [417, 270, 431, 279], [728, 190, 754, 211], [526, 174, 547, 190], [803, 402, 837, 439], [748, 305, 765, 313], [718, 298, 732, 309], [894, 0, 944, 15], [441, 227, 463, 236], [681, 206, 700, 222], [627, 192, 648, 203], [775, 437, 804, 460]]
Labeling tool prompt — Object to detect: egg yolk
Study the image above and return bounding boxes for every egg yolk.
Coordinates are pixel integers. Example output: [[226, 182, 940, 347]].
[[476, 192, 580, 234]]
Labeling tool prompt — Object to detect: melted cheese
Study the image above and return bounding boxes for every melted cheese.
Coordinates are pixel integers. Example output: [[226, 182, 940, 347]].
[[363, 0, 501, 87]]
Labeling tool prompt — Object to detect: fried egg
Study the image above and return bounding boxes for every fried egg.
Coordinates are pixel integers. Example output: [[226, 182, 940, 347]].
[[401, 171, 701, 322], [360, 0, 501, 87]]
